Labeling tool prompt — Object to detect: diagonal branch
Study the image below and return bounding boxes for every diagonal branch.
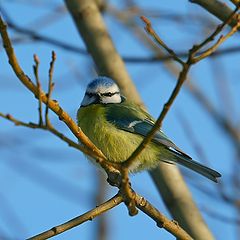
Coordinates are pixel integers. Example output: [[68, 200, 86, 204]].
[[27, 190, 193, 240], [135, 193, 192, 240], [27, 194, 123, 240], [0, 112, 85, 153]]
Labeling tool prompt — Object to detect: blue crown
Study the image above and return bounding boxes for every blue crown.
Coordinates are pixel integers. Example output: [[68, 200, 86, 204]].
[[88, 76, 116, 89]]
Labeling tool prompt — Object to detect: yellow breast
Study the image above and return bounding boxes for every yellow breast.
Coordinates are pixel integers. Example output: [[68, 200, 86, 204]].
[[77, 104, 160, 172]]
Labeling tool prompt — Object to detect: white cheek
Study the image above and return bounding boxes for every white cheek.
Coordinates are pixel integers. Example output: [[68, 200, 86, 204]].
[[101, 95, 121, 104]]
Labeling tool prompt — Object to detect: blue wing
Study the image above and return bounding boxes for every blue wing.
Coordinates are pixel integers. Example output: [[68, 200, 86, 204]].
[[105, 102, 191, 159]]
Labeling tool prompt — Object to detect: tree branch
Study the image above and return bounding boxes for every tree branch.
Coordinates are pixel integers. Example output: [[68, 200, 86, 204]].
[[135, 193, 192, 240], [0, 15, 121, 176], [27, 194, 123, 240]]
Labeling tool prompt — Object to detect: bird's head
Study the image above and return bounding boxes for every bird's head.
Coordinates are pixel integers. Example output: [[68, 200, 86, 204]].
[[81, 76, 124, 107]]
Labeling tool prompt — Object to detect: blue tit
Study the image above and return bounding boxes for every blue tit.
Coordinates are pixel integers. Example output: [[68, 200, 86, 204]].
[[77, 76, 221, 182]]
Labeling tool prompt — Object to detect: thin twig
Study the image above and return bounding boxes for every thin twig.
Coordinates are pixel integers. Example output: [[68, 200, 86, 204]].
[[33, 54, 43, 126], [0, 112, 85, 153], [0, 111, 121, 178], [27, 189, 193, 240], [27, 194, 123, 240], [140, 16, 184, 65], [193, 15, 240, 63], [190, 5, 239, 55], [46, 51, 56, 126]]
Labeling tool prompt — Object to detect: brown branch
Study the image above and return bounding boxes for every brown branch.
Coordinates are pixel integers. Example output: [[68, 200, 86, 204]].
[[135, 193, 193, 240], [33, 54, 43, 126], [191, 5, 240, 63], [119, 168, 138, 216], [0, 11, 197, 239], [122, 63, 191, 170], [46, 51, 56, 126], [27, 189, 193, 240], [0, 15, 121, 176], [0, 112, 87, 153], [140, 16, 185, 65], [0, 14, 139, 222], [27, 194, 123, 240], [0, 13, 138, 228]]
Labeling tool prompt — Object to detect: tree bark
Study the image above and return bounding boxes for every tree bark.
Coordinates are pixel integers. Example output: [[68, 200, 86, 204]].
[[64, 0, 214, 239]]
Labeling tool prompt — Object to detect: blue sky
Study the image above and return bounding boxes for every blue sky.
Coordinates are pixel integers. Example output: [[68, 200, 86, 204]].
[[0, 0, 239, 239]]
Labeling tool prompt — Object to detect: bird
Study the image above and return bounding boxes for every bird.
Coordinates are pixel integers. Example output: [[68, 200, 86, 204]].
[[77, 76, 221, 182]]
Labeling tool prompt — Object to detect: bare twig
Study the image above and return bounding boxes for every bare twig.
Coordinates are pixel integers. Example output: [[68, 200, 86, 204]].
[[27, 194, 123, 240], [27, 189, 193, 240], [192, 7, 240, 63], [0, 112, 85, 152], [140, 16, 184, 65], [33, 54, 43, 126], [122, 63, 190, 170], [46, 51, 56, 126]]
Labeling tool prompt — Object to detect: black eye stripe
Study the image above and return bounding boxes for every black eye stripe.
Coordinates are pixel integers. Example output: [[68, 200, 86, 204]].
[[101, 92, 119, 97], [86, 92, 119, 97]]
